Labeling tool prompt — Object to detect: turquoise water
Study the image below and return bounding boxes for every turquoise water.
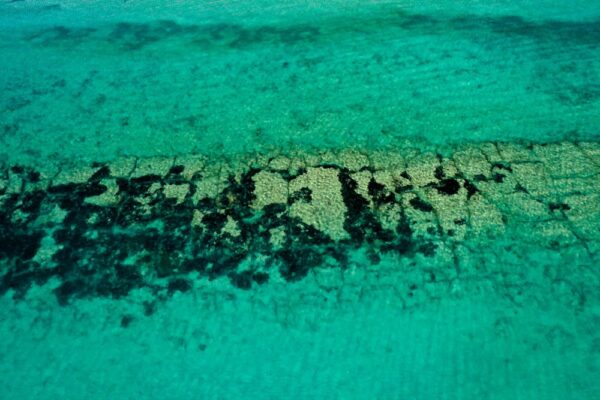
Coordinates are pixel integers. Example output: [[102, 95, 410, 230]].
[[3, 1, 600, 165], [1, 1, 600, 399]]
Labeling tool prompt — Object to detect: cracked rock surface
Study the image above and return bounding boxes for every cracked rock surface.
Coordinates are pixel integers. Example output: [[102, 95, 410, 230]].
[[1, 140, 599, 308]]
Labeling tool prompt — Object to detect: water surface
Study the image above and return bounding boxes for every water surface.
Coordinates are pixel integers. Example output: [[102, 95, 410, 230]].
[[1, 1, 599, 399]]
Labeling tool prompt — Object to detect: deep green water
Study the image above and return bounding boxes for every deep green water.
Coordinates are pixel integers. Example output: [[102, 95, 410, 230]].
[[1, 1, 600, 399]]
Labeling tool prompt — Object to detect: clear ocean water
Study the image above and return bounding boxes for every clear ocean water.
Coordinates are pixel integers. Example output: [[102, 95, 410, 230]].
[[1, 1, 600, 399]]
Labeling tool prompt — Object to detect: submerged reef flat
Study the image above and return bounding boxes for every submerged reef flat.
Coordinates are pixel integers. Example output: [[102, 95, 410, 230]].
[[1, 140, 599, 307]]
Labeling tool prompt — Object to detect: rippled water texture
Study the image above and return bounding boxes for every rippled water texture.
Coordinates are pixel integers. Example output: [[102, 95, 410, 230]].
[[1, 1, 600, 399], [2, 1, 600, 165]]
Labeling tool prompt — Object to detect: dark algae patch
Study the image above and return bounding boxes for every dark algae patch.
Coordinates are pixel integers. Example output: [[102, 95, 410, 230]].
[[409, 197, 434, 212], [24, 9, 600, 52], [0, 140, 599, 305]]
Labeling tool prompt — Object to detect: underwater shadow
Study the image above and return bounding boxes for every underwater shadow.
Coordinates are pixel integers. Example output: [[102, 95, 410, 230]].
[[23, 9, 600, 51]]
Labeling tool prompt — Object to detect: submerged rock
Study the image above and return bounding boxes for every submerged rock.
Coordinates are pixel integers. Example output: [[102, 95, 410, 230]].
[[0, 140, 599, 305]]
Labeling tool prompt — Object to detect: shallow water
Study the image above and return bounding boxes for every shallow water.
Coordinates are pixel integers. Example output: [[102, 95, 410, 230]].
[[1, 1, 600, 399], [3, 1, 600, 166]]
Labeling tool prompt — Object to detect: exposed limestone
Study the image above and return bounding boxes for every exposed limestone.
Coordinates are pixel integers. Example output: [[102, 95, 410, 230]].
[[378, 203, 403, 231], [336, 149, 370, 171], [467, 194, 505, 237], [268, 155, 291, 171], [304, 149, 337, 167], [269, 226, 286, 249], [249, 153, 273, 170], [478, 142, 503, 164], [163, 183, 190, 205], [350, 170, 372, 203], [424, 187, 468, 239], [563, 193, 600, 241], [496, 142, 535, 162], [289, 167, 348, 240], [191, 163, 228, 204], [370, 150, 404, 170], [131, 156, 174, 178], [252, 171, 288, 209], [452, 147, 492, 180], [192, 176, 223, 204], [191, 209, 204, 228], [550, 175, 600, 197], [402, 192, 439, 238], [174, 155, 206, 180], [107, 157, 136, 177], [579, 142, 600, 166], [52, 164, 102, 186], [288, 153, 308, 175], [406, 152, 440, 187], [439, 157, 460, 178], [85, 179, 120, 206], [372, 170, 396, 193], [219, 159, 242, 186], [533, 142, 596, 177], [222, 216, 241, 237], [1, 139, 599, 305], [510, 162, 553, 198], [492, 192, 548, 223]]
